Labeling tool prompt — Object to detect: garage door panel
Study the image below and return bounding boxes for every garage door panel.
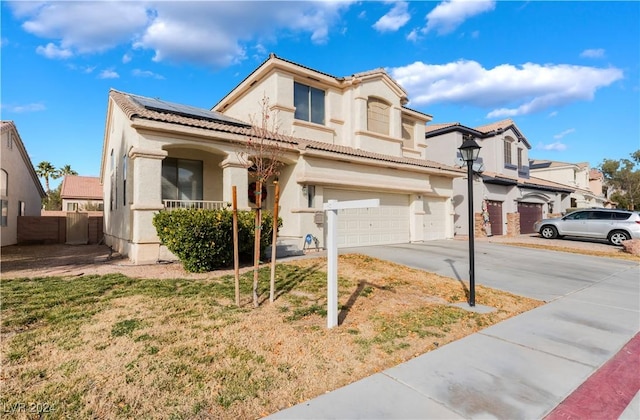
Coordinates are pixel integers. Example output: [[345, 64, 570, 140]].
[[423, 199, 447, 241], [518, 202, 542, 234], [325, 189, 410, 248]]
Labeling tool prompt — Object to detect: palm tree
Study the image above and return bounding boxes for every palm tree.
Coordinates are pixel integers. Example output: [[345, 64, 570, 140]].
[[35, 161, 57, 193], [57, 164, 78, 177]]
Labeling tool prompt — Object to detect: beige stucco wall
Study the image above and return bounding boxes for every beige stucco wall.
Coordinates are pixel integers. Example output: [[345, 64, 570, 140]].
[[218, 63, 429, 160], [62, 199, 104, 211], [1, 125, 45, 246]]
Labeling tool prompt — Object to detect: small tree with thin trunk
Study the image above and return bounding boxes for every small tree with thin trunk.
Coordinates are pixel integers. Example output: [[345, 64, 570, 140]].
[[242, 95, 289, 307]]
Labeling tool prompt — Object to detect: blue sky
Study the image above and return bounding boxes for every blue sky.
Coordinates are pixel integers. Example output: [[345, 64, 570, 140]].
[[2, 0, 639, 189]]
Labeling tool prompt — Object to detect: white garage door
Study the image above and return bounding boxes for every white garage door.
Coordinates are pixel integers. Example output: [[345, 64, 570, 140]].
[[324, 189, 410, 248], [423, 198, 447, 240]]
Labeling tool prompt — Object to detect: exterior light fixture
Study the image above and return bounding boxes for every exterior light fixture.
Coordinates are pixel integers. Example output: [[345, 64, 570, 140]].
[[458, 134, 481, 307]]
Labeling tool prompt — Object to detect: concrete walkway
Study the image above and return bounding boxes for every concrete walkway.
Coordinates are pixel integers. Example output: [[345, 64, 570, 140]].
[[267, 241, 640, 419]]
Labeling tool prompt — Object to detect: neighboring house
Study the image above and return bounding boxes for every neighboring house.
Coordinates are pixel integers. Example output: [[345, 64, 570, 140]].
[[101, 54, 463, 264], [425, 119, 574, 236], [529, 160, 608, 209], [60, 175, 103, 211], [0, 121, 46, 246]]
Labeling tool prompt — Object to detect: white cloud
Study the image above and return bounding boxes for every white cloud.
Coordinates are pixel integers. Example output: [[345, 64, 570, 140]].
[[1, 103, 46, 113], [554, 128, 575, 139], [389, 60, 624, 117], [132, 69, 165, 80], [122, 53, 132, 64], [9, 1, 354, 68], [580, 48, 605, 59], [99, 69, 119, 79], [373, 1, 411, 32], [133, 1, 354, 66], [423, 0, 495, 35], [406, 28, 419, 42], [36, 42, 72, 59], [537, 142, 568, 152], [18, 2, 149, 56]]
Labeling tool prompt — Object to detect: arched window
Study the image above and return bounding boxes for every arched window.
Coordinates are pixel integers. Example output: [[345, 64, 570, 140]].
[[0, 169, 7, 196], [367, 97, 390, 135]]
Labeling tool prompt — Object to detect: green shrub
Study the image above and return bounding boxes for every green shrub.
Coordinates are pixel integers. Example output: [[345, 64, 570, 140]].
[[153, 209, 280, 273]]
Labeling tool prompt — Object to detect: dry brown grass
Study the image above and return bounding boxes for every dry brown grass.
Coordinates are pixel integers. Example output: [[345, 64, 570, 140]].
[[503, 242, 640, 262], [1, 254, 540, 419]]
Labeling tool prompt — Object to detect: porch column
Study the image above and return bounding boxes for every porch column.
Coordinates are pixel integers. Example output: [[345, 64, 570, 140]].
[[220, 152, 250, 210], [129, 147, 168, 264]]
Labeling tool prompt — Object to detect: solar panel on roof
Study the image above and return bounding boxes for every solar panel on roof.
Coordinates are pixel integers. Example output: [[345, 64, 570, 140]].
[[131, 95, 250, 127]]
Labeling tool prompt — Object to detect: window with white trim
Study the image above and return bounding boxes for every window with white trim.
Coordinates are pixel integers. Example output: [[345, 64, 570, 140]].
[[294, 82, 325, 124]]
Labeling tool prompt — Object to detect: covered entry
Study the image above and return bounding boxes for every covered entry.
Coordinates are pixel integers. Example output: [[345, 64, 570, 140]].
[[324, 189, 410, 247], [518, 202, 542, 234]]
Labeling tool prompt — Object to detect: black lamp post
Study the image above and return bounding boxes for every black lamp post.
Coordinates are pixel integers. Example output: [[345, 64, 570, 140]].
[[459, 135, 481, 307]]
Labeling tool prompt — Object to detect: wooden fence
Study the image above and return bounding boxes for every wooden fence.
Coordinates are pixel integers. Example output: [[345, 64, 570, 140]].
[[17, 213, 103, 245]]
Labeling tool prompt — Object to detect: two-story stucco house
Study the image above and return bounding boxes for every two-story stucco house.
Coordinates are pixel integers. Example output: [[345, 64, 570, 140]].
[[425, 119, 574, 236], [529, 160, 608, 209], [1, 121, 46, 246], [101, 54, 463, 264]]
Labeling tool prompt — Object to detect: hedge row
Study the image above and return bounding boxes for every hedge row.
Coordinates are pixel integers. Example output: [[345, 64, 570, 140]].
[[153, 209, 280, 273]]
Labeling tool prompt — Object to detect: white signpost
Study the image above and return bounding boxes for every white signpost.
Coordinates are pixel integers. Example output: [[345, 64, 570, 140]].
[[323, 198, 380, 329]]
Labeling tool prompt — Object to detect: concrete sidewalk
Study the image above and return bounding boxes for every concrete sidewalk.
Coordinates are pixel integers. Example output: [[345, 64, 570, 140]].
[[267, 243, 639, 419]]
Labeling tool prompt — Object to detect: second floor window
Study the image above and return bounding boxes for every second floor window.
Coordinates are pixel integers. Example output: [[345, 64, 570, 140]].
[[294, 82, 325, 124], [504, 139, 512, 166], [517, 148, 523, 169], [367, 98, 390, 135], [402, 119, 414, 148]]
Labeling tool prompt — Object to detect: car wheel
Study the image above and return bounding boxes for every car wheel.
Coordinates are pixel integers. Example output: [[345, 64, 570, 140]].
[[540, 225, 558, 239], [608, 230, 630, 246]]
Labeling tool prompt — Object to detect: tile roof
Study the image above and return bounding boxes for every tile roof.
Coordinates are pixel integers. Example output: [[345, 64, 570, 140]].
[[110, 89, 463, 175], [61, 175, 102, 200], [480, 170, 575, 193], [425, 122, 462, 133], [530, 159, 589, 169], [589, 168, 603, 180], [474, 118, 516, 134]]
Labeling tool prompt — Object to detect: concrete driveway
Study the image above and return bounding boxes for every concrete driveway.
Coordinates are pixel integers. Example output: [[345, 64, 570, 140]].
[[270, 240, 639, 419], [347, 240, 640, 302]]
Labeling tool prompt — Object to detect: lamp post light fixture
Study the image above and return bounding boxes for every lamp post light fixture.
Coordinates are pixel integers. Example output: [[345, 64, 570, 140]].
[[458, 134, 481, 307]]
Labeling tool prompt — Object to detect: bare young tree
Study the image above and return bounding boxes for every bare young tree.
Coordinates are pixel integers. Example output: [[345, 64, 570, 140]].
[[242, 95, 289, 307]]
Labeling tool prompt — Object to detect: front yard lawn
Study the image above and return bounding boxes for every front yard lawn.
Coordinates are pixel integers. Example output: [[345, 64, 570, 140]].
[[1, 254, 541, 419]]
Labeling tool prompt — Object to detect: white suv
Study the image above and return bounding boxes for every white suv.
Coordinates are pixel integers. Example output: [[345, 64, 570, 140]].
[[534, 208, 640, 246]]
